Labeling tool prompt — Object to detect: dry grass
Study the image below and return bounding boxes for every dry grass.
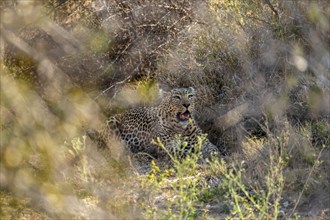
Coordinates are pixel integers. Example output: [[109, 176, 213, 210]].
[[1, 0, 329, 219]]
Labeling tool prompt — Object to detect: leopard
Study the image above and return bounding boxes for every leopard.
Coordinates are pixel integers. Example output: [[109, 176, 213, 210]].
[[87, 87, 220, 161]]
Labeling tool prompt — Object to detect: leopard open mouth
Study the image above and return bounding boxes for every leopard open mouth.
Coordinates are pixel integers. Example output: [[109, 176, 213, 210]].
[[177, 110, 191, 122]]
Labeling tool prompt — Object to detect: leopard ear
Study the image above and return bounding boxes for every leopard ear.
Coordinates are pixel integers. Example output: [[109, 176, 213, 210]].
[[188, 87, 195, 94]]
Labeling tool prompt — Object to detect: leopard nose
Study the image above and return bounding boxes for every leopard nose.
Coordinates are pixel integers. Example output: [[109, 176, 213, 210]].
[[183, 103, 190, 108]]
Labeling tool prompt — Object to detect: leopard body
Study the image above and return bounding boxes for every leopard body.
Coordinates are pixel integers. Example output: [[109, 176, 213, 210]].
[[87, 87, 219, 160]]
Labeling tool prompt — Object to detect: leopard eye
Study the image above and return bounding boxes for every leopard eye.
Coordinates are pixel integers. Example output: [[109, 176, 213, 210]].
[[173, 95, 181, 100], [188, 94, 194, 99]]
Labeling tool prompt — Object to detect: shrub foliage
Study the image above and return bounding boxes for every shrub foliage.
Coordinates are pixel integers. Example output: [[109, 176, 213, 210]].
[[1, 0, 329, 219]]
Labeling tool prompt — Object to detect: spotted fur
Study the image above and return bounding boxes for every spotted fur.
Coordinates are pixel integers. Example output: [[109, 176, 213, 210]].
[[87, 87, 219, 160]]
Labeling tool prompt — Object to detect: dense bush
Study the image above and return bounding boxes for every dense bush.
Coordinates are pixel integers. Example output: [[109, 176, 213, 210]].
[[1, 0, 329, 219]]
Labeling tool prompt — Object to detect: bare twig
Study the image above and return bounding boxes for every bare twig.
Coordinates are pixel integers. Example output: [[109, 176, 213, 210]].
[[95, 74, 132, 100], [289, 146, 325, 218], [95, 8, 174, 99], [264, 0, 279, 19], [246, 15, 272, 25]]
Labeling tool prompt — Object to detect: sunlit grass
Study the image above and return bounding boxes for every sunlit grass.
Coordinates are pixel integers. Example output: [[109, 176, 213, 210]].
[[1, 0, 329, 219]]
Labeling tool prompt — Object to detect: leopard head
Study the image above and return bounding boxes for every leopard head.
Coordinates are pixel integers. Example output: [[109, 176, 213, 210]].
[[160, 87, 196, 128]]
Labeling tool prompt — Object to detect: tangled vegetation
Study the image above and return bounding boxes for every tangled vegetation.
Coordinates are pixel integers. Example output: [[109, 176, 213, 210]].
[[1, 0, 329, 219]]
